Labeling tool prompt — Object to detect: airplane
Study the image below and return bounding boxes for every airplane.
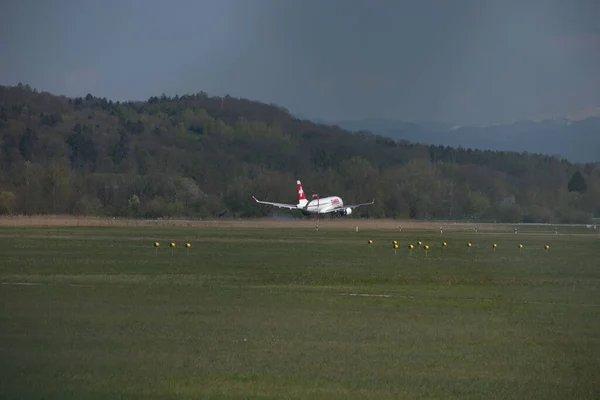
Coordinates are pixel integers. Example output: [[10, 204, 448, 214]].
[[252, 180, 375, 217]]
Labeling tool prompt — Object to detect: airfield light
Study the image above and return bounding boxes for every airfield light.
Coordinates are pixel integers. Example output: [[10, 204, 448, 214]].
[[492, 243, 497, 252], [154, 242, 160, 247], [169, 242, 176, 256], [424, 244, 429, 257], [368, 239, 373, 249], [393, 243, 399, 255], [544, 244, 550, 251], [417, 241, 422, 246], [186, 243, 191, 248], [153, 241, 160, 256], [393, 240, 398, 245], [518, 243, 523, 254], [408, 243, 414, 256], [442, 242, 447, 247]]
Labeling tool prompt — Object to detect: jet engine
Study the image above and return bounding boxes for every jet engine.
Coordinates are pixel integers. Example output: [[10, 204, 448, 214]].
[[344, 207, 352, 216]]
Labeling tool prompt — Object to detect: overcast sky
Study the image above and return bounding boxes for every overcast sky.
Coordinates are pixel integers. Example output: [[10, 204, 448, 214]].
[[1, 0, 599, 125]]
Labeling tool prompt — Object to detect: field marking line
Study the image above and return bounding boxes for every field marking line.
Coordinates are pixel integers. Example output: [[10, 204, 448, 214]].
[[336, 291, 600, 307], [1, 281, 94, 287], [340, 292, 393, 298], [3, 279, 599, 308]]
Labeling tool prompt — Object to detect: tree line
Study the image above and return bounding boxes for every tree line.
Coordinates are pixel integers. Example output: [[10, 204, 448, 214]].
[[0, 83, 598, 223]]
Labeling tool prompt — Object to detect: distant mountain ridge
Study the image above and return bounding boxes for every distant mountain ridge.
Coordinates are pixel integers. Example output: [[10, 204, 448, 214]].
[[313, 117, 600, 163]]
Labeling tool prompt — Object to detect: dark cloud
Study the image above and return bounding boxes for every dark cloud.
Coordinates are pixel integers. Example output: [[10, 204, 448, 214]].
[[1, 0, 599, 125], [243, 0, 600, 124]]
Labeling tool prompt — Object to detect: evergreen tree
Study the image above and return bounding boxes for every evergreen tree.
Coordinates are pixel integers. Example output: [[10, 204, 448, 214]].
[[568, 170, 587, 193]]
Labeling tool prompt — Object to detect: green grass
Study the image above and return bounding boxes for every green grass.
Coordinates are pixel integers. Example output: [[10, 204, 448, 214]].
[[1, 225, 600, 399]]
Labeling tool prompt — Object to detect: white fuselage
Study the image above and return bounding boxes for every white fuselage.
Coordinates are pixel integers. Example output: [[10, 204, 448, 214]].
[[301, 196, 343, 215], [252, 179, 371, 217]]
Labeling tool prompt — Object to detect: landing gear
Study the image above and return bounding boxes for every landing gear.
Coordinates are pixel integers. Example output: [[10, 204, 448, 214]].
[[312, 193, 320, 231]]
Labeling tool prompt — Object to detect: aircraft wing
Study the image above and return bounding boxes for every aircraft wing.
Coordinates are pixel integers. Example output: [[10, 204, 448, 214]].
[[252, 196, 299, 210], [343, 198, 376, 209]]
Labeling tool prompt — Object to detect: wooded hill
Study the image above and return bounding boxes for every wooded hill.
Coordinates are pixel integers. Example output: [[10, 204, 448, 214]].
[[0, 83, 598, 223]]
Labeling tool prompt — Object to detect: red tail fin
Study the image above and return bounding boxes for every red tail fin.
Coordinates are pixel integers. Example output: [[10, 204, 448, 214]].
[[297, 180, 306, 202], [296, 181, 306, 200]]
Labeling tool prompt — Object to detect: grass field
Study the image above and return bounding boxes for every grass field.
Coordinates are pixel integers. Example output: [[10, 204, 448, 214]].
[[1, 218, 599, 399]]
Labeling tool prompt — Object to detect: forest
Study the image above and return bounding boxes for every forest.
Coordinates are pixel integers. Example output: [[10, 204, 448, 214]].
[[0, 83, 598, 223]]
